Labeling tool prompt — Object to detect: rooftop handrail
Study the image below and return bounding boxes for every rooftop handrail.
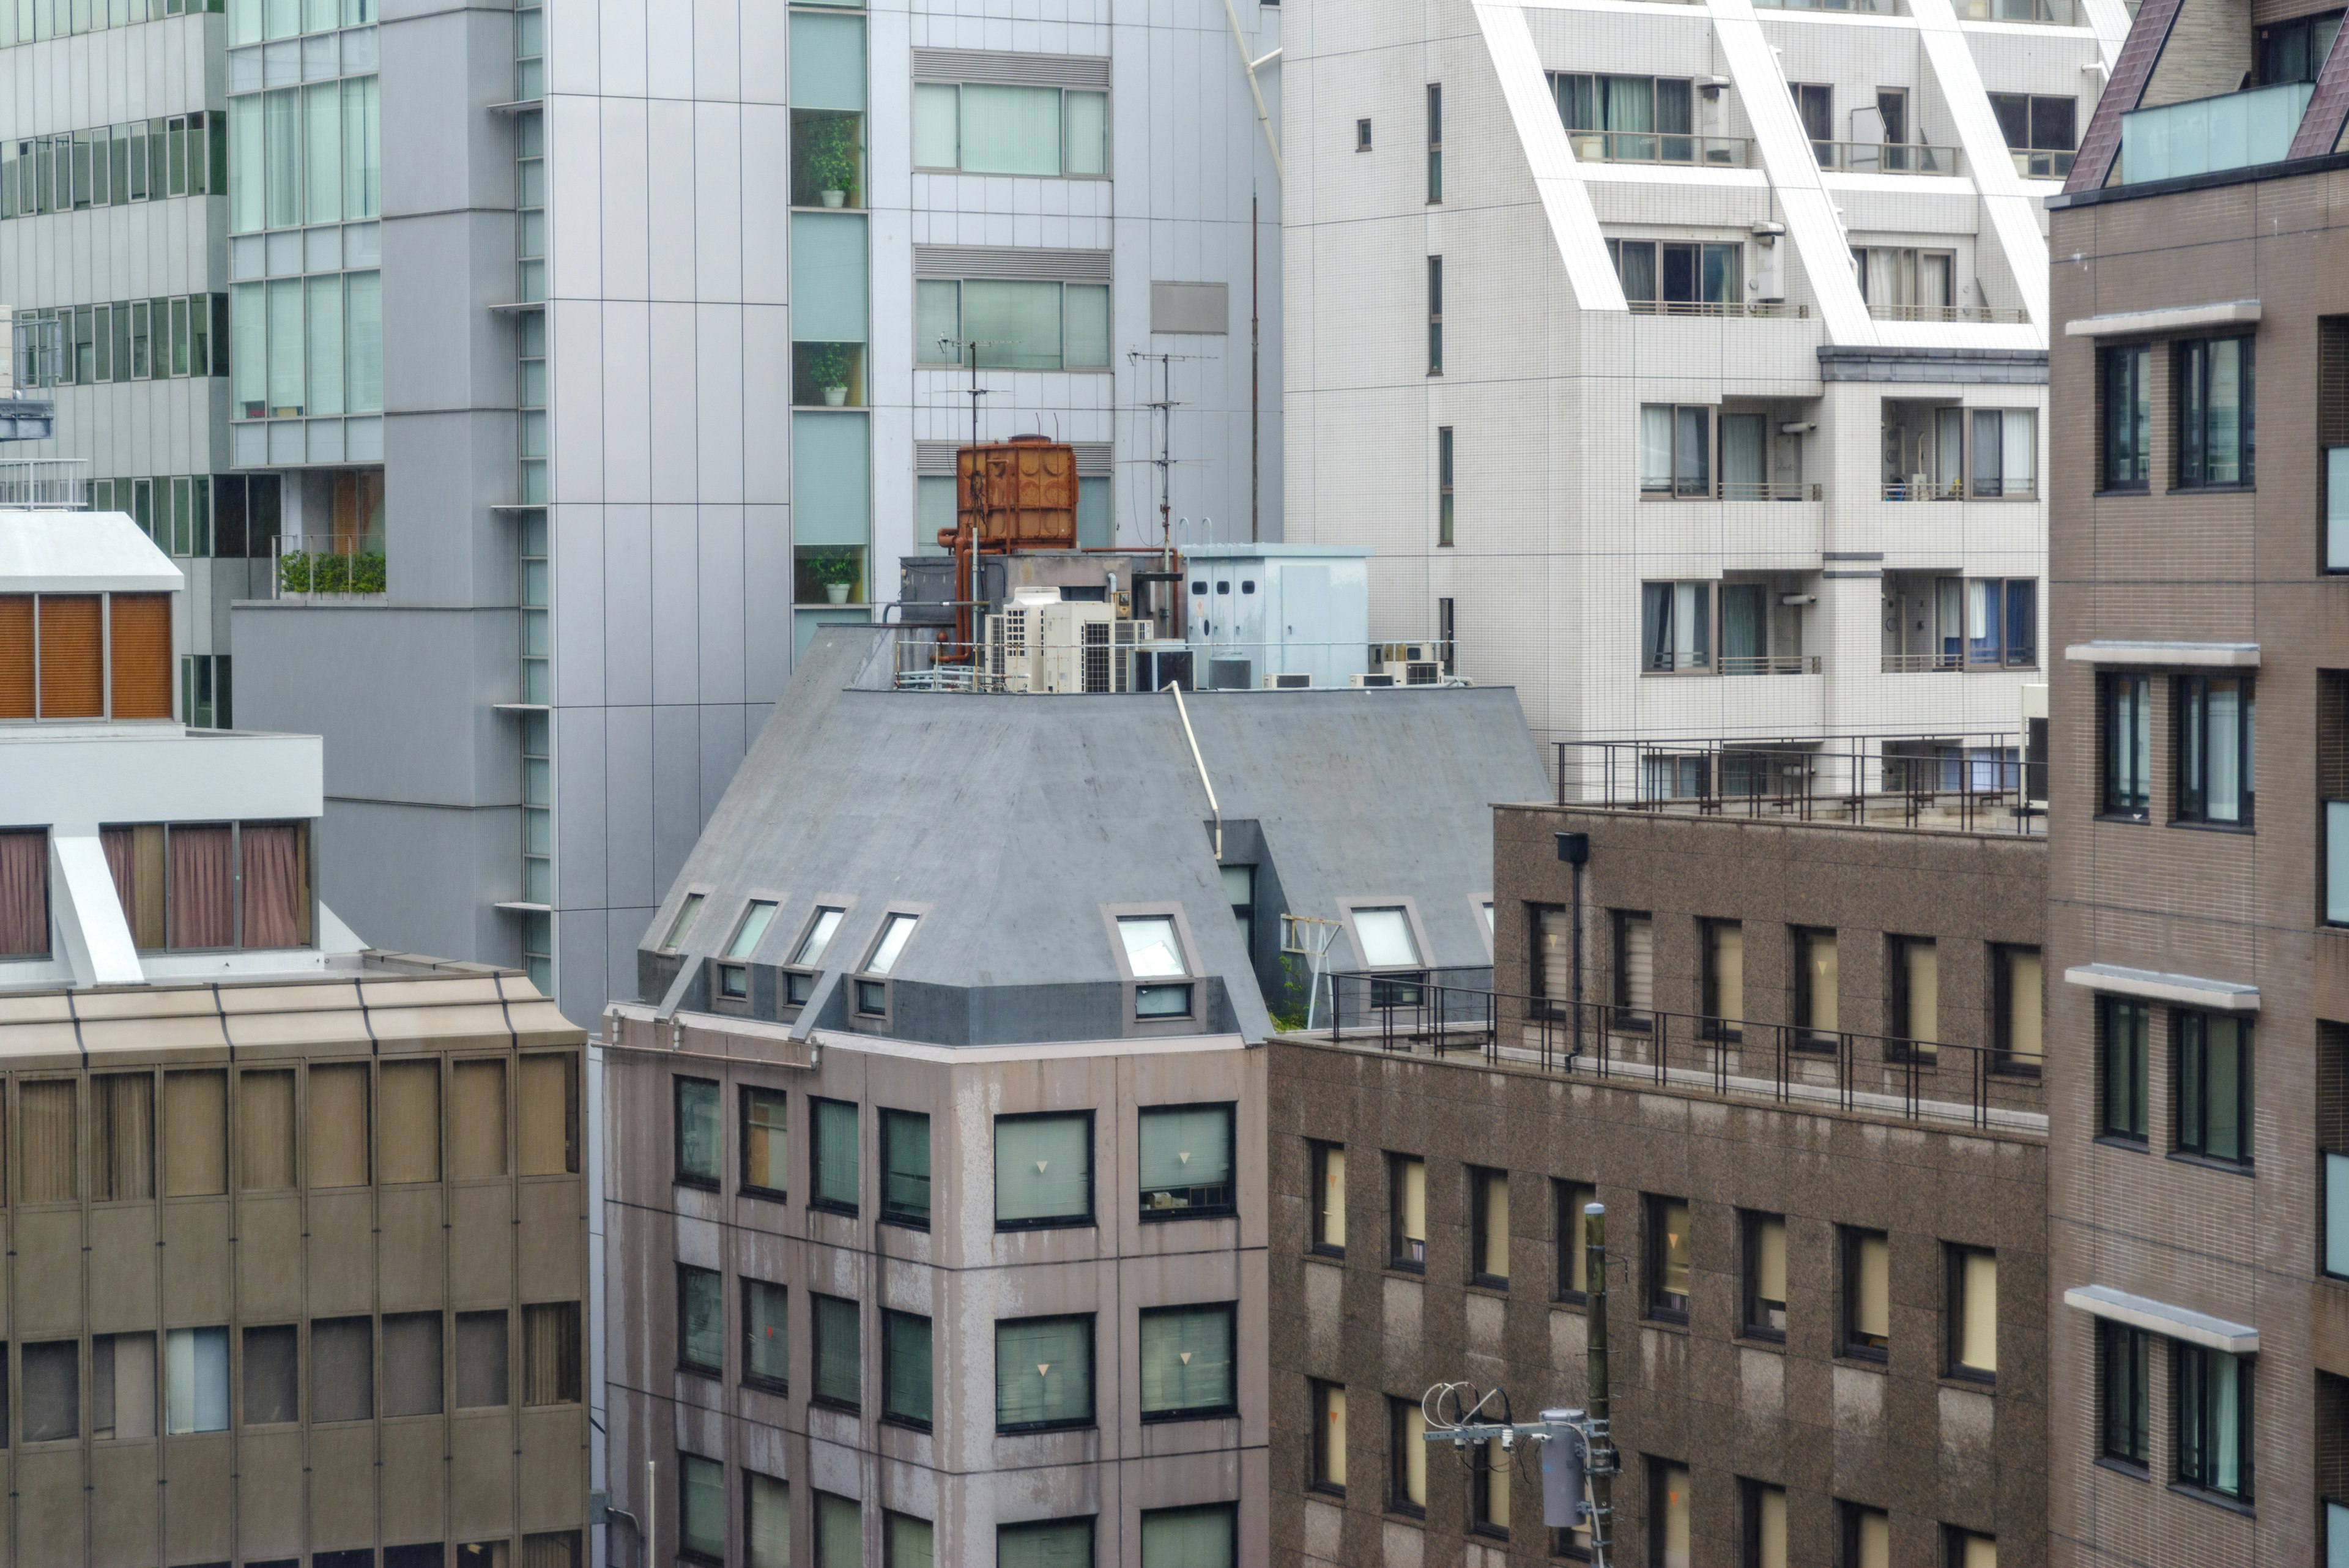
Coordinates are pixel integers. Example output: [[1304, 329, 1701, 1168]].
[[1550, 732, 2042, 833], [1627, 299, 1811, 319], [1866, 302, 2030, 324], [0, 457, 88, 510]]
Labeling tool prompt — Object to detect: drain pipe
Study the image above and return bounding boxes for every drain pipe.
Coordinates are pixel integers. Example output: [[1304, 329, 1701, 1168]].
[[1219, 0, 1284, 182], [1167, 681, 1222, 862]]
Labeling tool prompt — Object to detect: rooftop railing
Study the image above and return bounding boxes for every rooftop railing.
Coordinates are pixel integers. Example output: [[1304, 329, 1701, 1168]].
[[1953, 0, 2079, 21], [1312, 972, 2046, 1134], [2120, 81, 2315, 185], [1718, 479, 1822, 501], [1880, 475, 2037, 500], [1756, 0, 1899, 12], [1565, 130, 1754, 168], [1553, 732, 2042, 832], [0, 458, 87, 509]]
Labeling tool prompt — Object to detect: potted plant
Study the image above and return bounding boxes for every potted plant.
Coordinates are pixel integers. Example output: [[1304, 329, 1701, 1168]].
[[808, 546, 859, 605], [802, 114, 859, 208], [804, 342, 853, 406]]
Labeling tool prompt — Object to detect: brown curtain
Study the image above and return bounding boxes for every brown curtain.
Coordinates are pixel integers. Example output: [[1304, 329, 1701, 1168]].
[[378, 1060, 441, 1184], [239, 823, 303, 949], [95, 1072, 155, 1201], [21, 1079, 76, 1202], [450, 1058, 507, 1179], [518, 1054, 577, 1176], [35, 593, 102, 717], [0, 829, 46, 957], [167, 825, 234, 950], [307, 1065, 369, 1187], [106, 592, 173, 719], [163, 1069, 228, 1197], [105, 825, 165, 949], [522, 1301, 580, 1405], [0, 594, 31, 718], [239, 1070, 297, 1191]]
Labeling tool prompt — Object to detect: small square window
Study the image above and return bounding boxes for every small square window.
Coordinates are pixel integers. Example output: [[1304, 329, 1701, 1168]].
[[1356, 118, 1373, 150]]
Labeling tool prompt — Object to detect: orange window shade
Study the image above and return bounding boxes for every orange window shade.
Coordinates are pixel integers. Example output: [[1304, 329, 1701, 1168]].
[[108, 594, 173, 719], [0, 596, 31, 718], [35, 595, 103, 718]]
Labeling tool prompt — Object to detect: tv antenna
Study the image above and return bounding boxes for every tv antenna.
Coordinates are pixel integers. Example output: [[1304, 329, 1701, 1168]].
[[1130, 349, 1202, 569]]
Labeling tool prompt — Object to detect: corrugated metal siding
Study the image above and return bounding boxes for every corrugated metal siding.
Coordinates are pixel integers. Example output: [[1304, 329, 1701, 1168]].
[[913, 245, 1113, 282], [910, 48, 1111, 89]]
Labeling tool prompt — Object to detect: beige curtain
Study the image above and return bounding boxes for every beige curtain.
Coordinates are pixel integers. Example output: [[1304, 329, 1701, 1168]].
[[21, 1079, 76, 1202], [308, 1064, 370, 1188], [450, 1058, 507, 1179], [521, 1534, 580, 1568], [163, 1069, 227, 1197], [0, 829, 45, 956], [167, 825, 234, 950], [239, 823, 305, 948], [95, 1072, 155, 1201], [378, 1060, 441, 1184], [523, 1301, 579, 1405], [239, 1070, 297, 1190], [103, 825, 165, 949], [518, 1053, 577, 1176]]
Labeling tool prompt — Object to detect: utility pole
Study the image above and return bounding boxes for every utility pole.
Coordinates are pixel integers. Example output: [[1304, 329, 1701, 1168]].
[[1583, 1200, 1617, 1563], [1250, 183, 1260, 544], [1132, 349, 1176, 570]]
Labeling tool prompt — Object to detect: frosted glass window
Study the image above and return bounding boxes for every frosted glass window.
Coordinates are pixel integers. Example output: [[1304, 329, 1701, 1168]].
[[231, 96, 264, 229], [790, 212, 868, 344], [812, 1098, 858, 1209], [1065, 91, 1108, 175], [962, 280, 1061, 370], [263, 88, 299, 226], [791, 412, 870, 547], [1118, 915, 1186, 978], [265, 277, 303, 414], [303, 80, 339, 221], [344, 269, 381, 411], [1352, 907, 1419, 967], [1078, 477, 1111, 547], [1064, 283, 1110, 368], [726, 901, 777, 959], [913, 83, 959, 167], [915, 280, 960, 362], [305, 273, 343, 415], [789, 12, 866, 111], [960, 83, 1062, 174]]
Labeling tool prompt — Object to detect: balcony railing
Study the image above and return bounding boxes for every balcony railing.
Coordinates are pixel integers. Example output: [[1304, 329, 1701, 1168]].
[[1565, 130, 1753, 168], [2012, 148, 2076, 179], [1719, 653, 1822, 675], [274, 533, 387, 596], [1880, 651, 1962, 673], [1880, 477, 2038, 500], [0, 458, 87, 509], [1627, 299, 1811, 319], [1953, 0, 2079, 21], [1756, 0, 1899, 11], [1719, 480, 1822, 501], [2120, 81, 2315, 185], [1315, 972, 2046, 1134], [1811, 140, 1962, 175], [1866, 303, 2030, 324], [1553, 732, 2039, 832]]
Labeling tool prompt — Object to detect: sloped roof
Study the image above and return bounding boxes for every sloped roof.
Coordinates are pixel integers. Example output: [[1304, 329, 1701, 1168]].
[[0, 511, 183, 594]]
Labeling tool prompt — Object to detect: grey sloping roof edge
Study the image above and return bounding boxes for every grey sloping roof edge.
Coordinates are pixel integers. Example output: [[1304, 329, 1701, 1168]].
[[2062, 962, 2258, 1012], [2062, 1285, 2257, 1353]]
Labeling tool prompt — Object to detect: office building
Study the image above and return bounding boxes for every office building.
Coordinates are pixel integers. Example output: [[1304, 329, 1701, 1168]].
[[1273, 786, 2051, 1566], [1280, 0, 2121, 784], [2044, 9, 2349, 1561], [598, 620, 1543, 1567], [1, 507, 592, 1565]]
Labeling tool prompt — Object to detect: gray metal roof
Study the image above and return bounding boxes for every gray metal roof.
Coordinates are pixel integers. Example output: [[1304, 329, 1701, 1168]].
[[642, 627, 1548, 1043]]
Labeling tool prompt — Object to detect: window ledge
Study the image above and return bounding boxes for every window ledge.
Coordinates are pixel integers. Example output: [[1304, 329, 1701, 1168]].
[[880, 1414, 933, 1433], [1466, 1277, 1510, 1296], [1386, 1262, 1427, 1279], [1308, 1245, 1346, 1262], [1308, 1482, 1347, 1501], [741, 1377, 788, 1397], [1140, 1406, 1239, 1424], [1386, 1507, 1427, 1525], [1642, 1313, 1691, 1333], [1939, 1370, 1997, 1392], [2168, 819, 2255, 835], [1834, 1350, 1889, 1370], [2166, 1150, 2255, 1178], [2093, 1134, 2151, 1153], [740, 1185, 787, 1204], [1734, 1331, 1787, 1350], [878, 1213, 932, 1232], [2094, 1455, 2151, 1482], [674, 1176, 721, 1193], [995, 1215, 1097, 1233], [2167, 484, 2256, 496], [2167, 1481, 2254, 1517], [809, 1397, 861, 1416]]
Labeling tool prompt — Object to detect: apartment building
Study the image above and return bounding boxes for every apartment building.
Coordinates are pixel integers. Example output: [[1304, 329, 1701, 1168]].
[[1281, 0, 2124, 786], [0, 507, 592, 1565], [1273, 793, 2050, 1566], [215, 0, 1288, 1031], [2043, 6, 2349, 1562], [598, 622, 1546, 1567]]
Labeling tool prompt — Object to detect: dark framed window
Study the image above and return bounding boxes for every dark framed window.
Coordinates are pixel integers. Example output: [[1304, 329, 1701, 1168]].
[[809, 1096, 858, 1214], [1650, 1458, 1691, 1566], [1556, 1180, 1597, 1301], [1742, 1211, 1786, 1340], [1842, 1504, 1890, 1567], [1794, 927, 1837, 1045], [1387, 1394, 1427, 1516], [1427, 255, 1443, 374], [1609, 239, 1742, 312], [1701, 918, 1743, 1039], [1945, 1246, 1996, 1381], [1310, 1140, 1346, 1255], [994, 1313, 1094, 1432], [2099, 995, 2150, 1142], [678, 1452, 725, 1563], [1310, 1379, 1347, 1494], [1989, 91, 2077, 176], [678, 1264, 722, 1376], [1138, 1302, 1237, 1421], [1469, 1165, 1508, 1287], [1469, 1430, 1510, 1537], [1438, 426, 1455, 546], [995, 1111, 1094, 1229], [2100, 343, 2151, 490], [1945, 1528, 1997, 1567], [1841, 1227, 1889, 1360], [2176, 1010, 2252, 1165], [2176, 336, 2254, 489], [742, 1278, 786, 1393], [811, 1293, 860, 1411], [674, 1076, 721, 1189], [1426, 83, 1442, 203], [1614, 910, 1654, 1023], [1994, 945, 2044, 1074], [1646, 1195, 1690, 1323], [879, 1108, 930, 1227], [1888, 935, 1938, 1053], [2257, 10, 2343, 82], [2100, 672, 2151, 819], [740, 1086, 786, 1199], [1138, 1102, 1236, 1219], [998, 1519, 1095, 1564], [1388, 1154, 1426, 1271], [1743, 1479, 1787, 1568], [2175, 1343, 2252, 1501], [2175, 674, 2254, 827], [1638, 409, 1713, 498], [881, 1309, 932, 1430], [2099, 1318, 2150, 1469]]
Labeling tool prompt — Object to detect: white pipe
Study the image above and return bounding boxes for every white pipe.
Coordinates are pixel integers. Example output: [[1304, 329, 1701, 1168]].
[[1220, 0, 1283, 182], [1166, 681, 1223, 861]]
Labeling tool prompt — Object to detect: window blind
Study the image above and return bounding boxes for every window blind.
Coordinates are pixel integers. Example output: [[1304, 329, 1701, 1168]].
[[450, 1058, 507, 1178], [995, 1315, 1091, 1429], [1316, 1145, 1346, 1249], [1708, 923, 1744, 1028], [0, 829, 45, 957], [1535, 906, 1572, 1000], [2004, 951, 2044, 1063], [21, 1079, 75, 1202], [744, 1280, 787, 1388], [1855, 1234, 1890, 1342], [308, 1063, 369, 1187], [166, 823, 233, 949], [996, 1114, 1090, 1223], [108, 592, 172, 718], [999, 1520, 1094, 1568], [1755, 1217, 1787, 1310], [239, 821, 309, 948], [381, 1312, 443, 1418], [1392, 1157, 1425, 1258], [97, 1332, 157, 1439], [378, 1059, 440, 1183], [1477, 1172, 1508, 1279], [1138, 1105, 1231, 1209], [816, 1491, 862, 1568], [1620, 915, 1653, 1011], [521, 1533, 581, 1568], [746, 1473, 790, 1568], [1139, 1505, 1234, 1568], [886, 1514, 935, 1568], [813, 1098, 858, 1208], [884, 1309, 932, 1425], [813, 1293, 860, 1407], [882, 1109, 930, 1222], [242, 1323, 298, 1424], [743, 1087, 787, 1194], [311, 1315, 373, 1422], [525, 1301, 580, 1403], [456, 1310, 509, 1408], [164, 1328, 220, 1433], [23, 1341, 76, 1441], [1803, 932, 1838, 1032], [518, 1053, 577, 1175], [0, 595, 30, 717], [94, 1072, 154, 1201], [1904, 939, 1939, 1045], [101, 823, 166, 949], [163, 1069, 226, 1196], [680, 1454, 725, 1561], [1139, 1305, 1234, 1417], [35, 593, 101, 717], [1959, 1252, 1997, 1373]]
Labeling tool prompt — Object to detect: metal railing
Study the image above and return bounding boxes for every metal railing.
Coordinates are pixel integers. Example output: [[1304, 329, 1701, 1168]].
[[1953, 0, 2078, 21], [1879, 477, 2038, 500], [1718, 653, 1822, 675], [1879, 652, 1962, 674], [1811, 140, 1962, 175], [1756, 0, 1899, 11], [2012, 148, 2076, 179], [1866, 303, 2030, 324], [1553, 732, 2041, 833], [1718, 480, 1822, 501], [273, 532, 387, 596], [1627, 300, 1811, 319], [0, 458, 88, 509], [889, 634, 1469, 694], [1565, 130, 1753, 168], [1316, 972, 2045, 1133]]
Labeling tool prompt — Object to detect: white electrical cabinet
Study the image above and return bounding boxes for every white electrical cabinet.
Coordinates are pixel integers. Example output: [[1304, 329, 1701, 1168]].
[[1182, 544, 1373, 691]]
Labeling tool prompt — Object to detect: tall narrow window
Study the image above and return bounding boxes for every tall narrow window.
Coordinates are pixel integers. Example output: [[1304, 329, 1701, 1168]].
[[1312, 1380, 1348, 1492], [2100, 344, 2151, 489], [1470, 1166, 1508, 1285], [1842, 1227, 1889, 1359], [1743, 1212, 1787, 1339], [1312, 1141, 1346, 1254], [1138, 1103, 1234, 1218], [519, 1053, 579, 1175], [243, 1324, 299, 1425], [679, 1454, 725, 1564], [96, 1332, 157, 1439], [1616, 912, 1654, 1021], [883, 1309, 932, 1429], [996, 1112, 1093, 1228], [743, 1279, 787, 1392], [2175, 1344, 2252, 1499], [378, 1059, 440, 1184], [1647, 1196, 1690, 1321], [382, 1312, 443, 1418], [1427, 256, 1442, 374], [1471, 1433, 1512, 1537], [1556, 1180, 1597, 1300], [524, 1301, 581, 1404], [1437, 427, 1454, 546], [1138, 1302, 1236, 1421], [1389, 1395, 1428, 1515], [2176, 1011, 2252, 1164], [2099, 1320, 2150, 1468], [94, 1072, 155, 1201], [1846, 1506, 1891, 1568], [2099, 996, 2150, 1142], [1439, 597, 1457, 675], [1641, 582, 1712, 671], [1653, 1462, 1691, 1568], [741, 1087, 787, 1199], [1946, 1246, 1996, 1380], [2176, 336, 2254, 488], [2176, 675, 2255, 826], [457, 1311, 509, 1408], [675, 1076, 721, 1188], [995, 1313, 1093, 1431], [881, 1108, 931, 1225], [1891, 936, 1938, 1052], [312, 1317, 373, 1423], [1388, 1154, 1426, 1269], [1745, 1481, 1788, 1568], [1426, 84, 1442, 202], [747, 1474, 790, 1568], [1795, 929, 1838, 1043], [679, 1265, 724, 1376], [23, 1340, 78, 1441], [308, 1063, 368, 1187], [1995, 946, 2044, 1072], [451, 1058, 507, 1178], [0, 829, 44, 957], [813, 1293, 861, 1410], [811, 1096, 858, 1213], [1702, 920, 1744, 1038]]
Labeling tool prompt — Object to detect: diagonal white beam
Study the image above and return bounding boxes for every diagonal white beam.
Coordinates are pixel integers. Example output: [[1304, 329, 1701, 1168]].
[[1469, 0, 1628, 313], [1905, 0, 2052, 341]]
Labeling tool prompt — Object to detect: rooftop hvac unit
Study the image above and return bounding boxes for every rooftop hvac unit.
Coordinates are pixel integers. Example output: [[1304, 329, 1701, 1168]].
[[1373, 641, 1434, 665], [1349, 672, 1397, 688], [1386, 660, 1442, 685], [1036, 600, 1117, 693], [1207, 656, 1253, 690], [1263, 672, 1313, 689], [984, 606, 1038, 693], [1130, 643, 1194, 693]]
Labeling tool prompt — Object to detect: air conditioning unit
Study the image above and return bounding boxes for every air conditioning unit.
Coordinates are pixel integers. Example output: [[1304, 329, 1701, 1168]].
[[1386, 660, 1442, 685], [984, 608, 1037, 693], [1373, 641, 1434, 664], [1263, 672, 1313, 689], [1349, 672, 1397, 688], [1036, 601, 1117, 693], [1111, 619, 1149, 693], [1130, 643, 1195, 692], [1207, 656, 1253, 690]]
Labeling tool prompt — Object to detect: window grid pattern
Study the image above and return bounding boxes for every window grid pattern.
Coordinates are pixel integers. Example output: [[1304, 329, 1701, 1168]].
[[1, 113, 225, 220], [2, 0, 223, 45]]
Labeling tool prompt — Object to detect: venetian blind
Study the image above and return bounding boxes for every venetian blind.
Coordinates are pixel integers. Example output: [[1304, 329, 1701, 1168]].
[[163, 1069, 227, 1196], [518, 1053, 576, 1175], [0, 595, 31, 717], [378, 1059, 440, 1184], [450, 1058, 507, 1178], [35, 593, 101, 717], [107, 592, 173, 718], [308, 1064, 369, 1187]]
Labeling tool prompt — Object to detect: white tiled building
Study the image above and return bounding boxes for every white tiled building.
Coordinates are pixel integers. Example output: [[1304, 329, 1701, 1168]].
[[1282, 0, 2123, 790]]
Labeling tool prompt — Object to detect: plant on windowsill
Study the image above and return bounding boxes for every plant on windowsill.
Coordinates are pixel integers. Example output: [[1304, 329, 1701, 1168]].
[[804, 341, 854, 407], [802, 115, 860, 209], [278, 548, 388, 595], [806, 546, 859, 606]]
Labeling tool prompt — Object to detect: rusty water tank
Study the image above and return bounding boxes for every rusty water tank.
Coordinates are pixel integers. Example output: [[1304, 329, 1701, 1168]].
[[944, 434, 1078, 551]]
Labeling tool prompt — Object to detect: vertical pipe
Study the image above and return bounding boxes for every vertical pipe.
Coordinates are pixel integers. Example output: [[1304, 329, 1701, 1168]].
[[1572, 858, 1584, 1062], [1583, 1202, 1612, 1566], [1251, 185, 1260, 544]]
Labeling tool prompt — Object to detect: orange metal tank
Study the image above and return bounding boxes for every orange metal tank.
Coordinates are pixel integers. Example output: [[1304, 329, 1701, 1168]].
[[941, 434, 1079, 551]]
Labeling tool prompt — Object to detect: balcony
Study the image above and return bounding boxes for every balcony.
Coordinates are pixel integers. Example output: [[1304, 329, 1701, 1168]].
[[1811, 140, 1962, 176], [0, 458, 87, 509], [1556, 732, 2038, 832], [1565, 130, 1753, 168], [1627, 300, 1810, 319], [1953, 0, 2079, 21], [2119, 81, 2315, 185], [2011, 147, 2076, 179], [1720, 480, 1822, 502], [1867, 303, 2030, 325], [273, 533, 386, 598]]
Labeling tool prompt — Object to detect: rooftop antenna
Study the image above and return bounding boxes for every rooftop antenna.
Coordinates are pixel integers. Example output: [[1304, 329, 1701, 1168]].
[[938, 333, 1011, 661], [1130, 349, 1203, 571]]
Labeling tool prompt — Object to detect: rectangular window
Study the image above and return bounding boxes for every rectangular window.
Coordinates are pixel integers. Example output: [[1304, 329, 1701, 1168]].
[[995, 1313, 1093, 1431], [519, 1053, 579, 1175], [2101, 673, 2151, 818], [1995, 946, 2044, 1071], [2100, 344, 2151, 489], [1842, 1228, 1889, 1359], [812, 1292, 859, 1410], [1427, 255, 1442, 373], [675, 1076, 721, 1188], [1616, 911, 1654, 1020], [1891, 935, 1938, 1050], [1641, 582, 1712, 672], [1389, 1395, 1428, 1514], [1795, 929, 1838, 1042], [2175, 1343, 2252, 1499], [522, 1301, 580, 1405], [20, 1079, 75, 1203], [1312, 1141, 1346, 1254], [1000, 1521, 1094, 1567], [2176, 336, 2254, 488], [2176, 1010, 2252, 1164], [1139, 1102, 1234, 1217], [2100, 995, 2150, 1142], [814, 1491, 862, 1568], [1946, 1247, 1996, 1380], [1702, 920, 1744, 1038], [883, 1308, 932, 1428], [1556, 1180, 1597, 1300], [1469, 1166, 1508, 1285], [1139, 1302, 1236, 1420], [243, 1324, 298, 1424], [662, 892, 705, 951], [1609, 239, 1742, 311], [450, 1057, 506, 1178], [2176, 674, 2255, 826], [312, 1315, 373, 1423], [1471, 1432, 1512, 1536], [1388, 1153, 1427, 1269], [1845, 1505, 1891, 1568], [2099, 1319, 2150, 1467], [1743, 1211, 1787, 1339], [377, 1058, 439, 1185], [1745, 1480, 1787, 1568], [679, 1265, 724, 1375], [1967, 409, 2038, 498], [914, 81, 1107, 177], [1647, 1196, 1690, 1321], [1639, 406, 1712, 496], [93, 1071, 155, 1200], [746, 1473, 789, 1568], [881, 1107, 930, 1225], [811, 1096, 858, 1213], [996, 1111, 1093, 1227], [308, 1063, 368, 1187], [743, 1279, 787, 1392], [381, 1312, 443, 1418], [741, 1086, 787, 1198], [1437, 426, 1454, 547], [680, 1453, 725, 1563], [1312, 1380, 1348, 1492], [456, 1310, 508, 1408], [886, 1512, 935, 1568], [1652, 1460, 1691, 1568], [96, 1331, 156, 1439], [23, 1340, 77, 1441], [1426, 83, 1442, 201], [1989, 92, 2077, 175]]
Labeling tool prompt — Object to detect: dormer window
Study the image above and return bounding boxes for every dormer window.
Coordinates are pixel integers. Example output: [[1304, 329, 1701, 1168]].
[[1115, 914, 1193, 1019], [661, 893, 704, 953], [784, 905, 845, 1005], [858, 912, 919, 1016], [714, 899, 776, 1001]]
